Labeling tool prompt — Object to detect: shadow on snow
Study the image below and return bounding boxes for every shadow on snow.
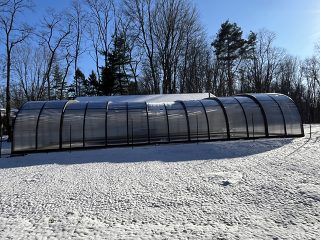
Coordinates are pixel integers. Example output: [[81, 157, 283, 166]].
[[0, 138, 293, 169]]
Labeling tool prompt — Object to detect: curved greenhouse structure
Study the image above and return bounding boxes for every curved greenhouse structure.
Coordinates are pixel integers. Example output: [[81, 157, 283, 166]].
[[12, 93, 304, 154]]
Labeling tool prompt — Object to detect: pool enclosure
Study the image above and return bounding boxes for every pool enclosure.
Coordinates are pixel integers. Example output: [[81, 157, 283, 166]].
[[12, 93, 304, 153]]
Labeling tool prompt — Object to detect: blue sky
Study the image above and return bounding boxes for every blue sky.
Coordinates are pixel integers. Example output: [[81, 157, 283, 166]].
[[193, 0, 320, 57], [26, 0, 320, 76]]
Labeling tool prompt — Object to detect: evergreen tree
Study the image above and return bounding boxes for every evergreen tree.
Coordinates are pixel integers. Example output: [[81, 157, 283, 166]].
[[212, 20, 250, 95], [74, 68, 86, 96], [100, 32, 132, 95], [85, 71, 100, 96], [52, 64, 65, 100]]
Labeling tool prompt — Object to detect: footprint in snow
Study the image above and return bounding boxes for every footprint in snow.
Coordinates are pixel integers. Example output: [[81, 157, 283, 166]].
[[203, 171, 243, 186]]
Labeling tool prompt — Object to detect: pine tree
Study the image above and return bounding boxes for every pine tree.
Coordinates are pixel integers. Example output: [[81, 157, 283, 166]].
[[74, 68, 86, 96], [100, 32, 132, 95], [85, 71, 99, 96], [212, 20, 249, 95], [52, 64, 65, 100]]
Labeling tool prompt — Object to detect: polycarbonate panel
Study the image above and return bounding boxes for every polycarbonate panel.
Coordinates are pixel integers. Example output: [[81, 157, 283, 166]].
[[219, 97, 247, 138], [184, 101, 209, 140], [20, 101, 47, 110], [61, 101, 87, 148], [84, 101, 107, 147], [128, 102, 149, 144], [107, 102, 128, 145], [201, 100, 228, 139], [267, 94, 302, 135], [13, 101, 46, 152], [165, 102, 188, 141], [234, 97, 266, 137], [148, 103, 169, 143], [37, 100, 68, 150], [12, 93, 303, 154], [251, 94, 285, 136]]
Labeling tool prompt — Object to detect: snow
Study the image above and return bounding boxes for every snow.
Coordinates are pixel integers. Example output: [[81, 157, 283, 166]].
[[0, 125, 319, 239], [76, 93, 212, 103]]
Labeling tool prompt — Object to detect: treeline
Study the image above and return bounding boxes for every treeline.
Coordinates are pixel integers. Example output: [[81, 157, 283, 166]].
[[1, 0, 320, 132]]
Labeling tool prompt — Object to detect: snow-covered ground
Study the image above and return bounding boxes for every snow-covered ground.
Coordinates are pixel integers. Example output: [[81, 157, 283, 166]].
[[0, 126, 319, 239]]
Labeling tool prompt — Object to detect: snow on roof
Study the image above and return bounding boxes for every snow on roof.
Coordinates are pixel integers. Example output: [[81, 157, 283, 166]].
[[76, 93, 213, 103]]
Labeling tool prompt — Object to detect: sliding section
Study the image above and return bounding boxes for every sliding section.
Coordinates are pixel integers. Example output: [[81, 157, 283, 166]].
[[127, 102, 149, 144], [249, 94, 285, 136], [219, 97, 248, 139], [201, 99, 228, 140], [183, 100, 209, 141], [84, 101, 107, 147], [12, 101, 46, 153], [61, 101, 87, 149], [147, 103, 169, 143], [234, 96, 266, 138], [164, 102, 189, 142], [37, 100, 68, 150], [267, 94, 304, 136], [106, 102, 128, 145]]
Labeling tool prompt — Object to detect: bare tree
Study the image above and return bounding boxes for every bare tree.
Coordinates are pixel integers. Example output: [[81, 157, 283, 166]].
[[12, 43, 48, 101], [124, 0, 159, 93], [0, 0, 33, 140], [38, 10, 71, 100], [86, 0, 114, 66], [69, 0, 87, 96]]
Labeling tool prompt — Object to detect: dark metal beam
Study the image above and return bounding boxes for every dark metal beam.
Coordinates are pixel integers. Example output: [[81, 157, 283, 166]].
[[208, 97, 230, 139], [178, 101, 191, 141], [238, 94, 269, 137], [198, 100, 210, 140], [35, 102, 47, 150], [267, 94, 287, 136], [233, 97, 249, 138], [82, 102, 89, 147]]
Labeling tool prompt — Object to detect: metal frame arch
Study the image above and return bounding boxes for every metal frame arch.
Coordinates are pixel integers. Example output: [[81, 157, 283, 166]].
[[177, 100, 191, 141], [58, 101, 71, 149], [126, 102, 129, 144], [59, 100, 71, 150], [208, 97, 230, 139], [82, 101, 90, 147], [198, 100, 210, 140], [238, 94, 269, 137], [233, 97, 249, 138], [35, 101, 48, 150], [145, 102, 151, 144], [59, 100, 75, 150], [266, 94, 287, 136], [163, 103, 171, 142], [270, 93, 304, 136], [11, 101, 30, 154], [105, 100, 110, 147]]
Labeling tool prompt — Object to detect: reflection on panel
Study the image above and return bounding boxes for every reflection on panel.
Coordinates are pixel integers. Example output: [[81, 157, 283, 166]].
[[267, 94, 303, 136], [61, 102, 87, 148], [84, 101, 107, 147], [12, 93, 304, 154], [148, 103, 169, 143], [251, 94, 285, 136], [234, 96, 266, 137], [165, 102, 189, 142], [37, 101, 68, 150], [184, 101, 209, 140], [219, 97, 247, 138], [201, 100, 228, 139], [107, 102, 128, 145], [128, 102, 149, 144], [13, 101, 46, 152]]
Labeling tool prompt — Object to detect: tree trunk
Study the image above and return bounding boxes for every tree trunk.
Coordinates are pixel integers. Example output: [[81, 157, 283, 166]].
[[6, 49, 12, 141]]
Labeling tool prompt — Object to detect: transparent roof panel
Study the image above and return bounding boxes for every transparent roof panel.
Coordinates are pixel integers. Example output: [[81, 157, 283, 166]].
[[21, 101, 47, 110]]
